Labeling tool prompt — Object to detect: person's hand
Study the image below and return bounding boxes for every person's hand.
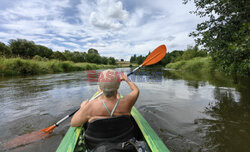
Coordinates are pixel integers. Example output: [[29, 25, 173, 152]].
[[120, 73, 128, 82], [81, 99, 89, 108]]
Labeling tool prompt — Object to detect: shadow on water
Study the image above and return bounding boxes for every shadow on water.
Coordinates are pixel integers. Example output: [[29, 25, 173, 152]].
[[163, 69, 250, 152], [195, 87, 250, 152]]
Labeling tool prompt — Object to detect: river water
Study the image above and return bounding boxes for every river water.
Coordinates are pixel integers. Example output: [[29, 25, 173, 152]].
[[0, 68, 249, 152]]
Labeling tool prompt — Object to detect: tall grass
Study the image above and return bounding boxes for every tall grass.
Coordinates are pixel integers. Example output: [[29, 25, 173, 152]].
[[165, 57, 216, 73], [0, 57, 116, 77]]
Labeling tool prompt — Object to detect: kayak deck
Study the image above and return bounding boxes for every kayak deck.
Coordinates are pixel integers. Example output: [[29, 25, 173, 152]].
[[56, 93, 170, 152]]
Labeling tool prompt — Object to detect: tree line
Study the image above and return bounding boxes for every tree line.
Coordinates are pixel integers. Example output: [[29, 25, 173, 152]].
[[183, 0, 249, 76], [0, 39, 116, 65], [130, 45, 207, 66]]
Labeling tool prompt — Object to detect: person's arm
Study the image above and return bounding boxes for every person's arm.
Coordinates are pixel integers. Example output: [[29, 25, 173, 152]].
[[71, 100, 90, 127], [120, 74, 139, 107]]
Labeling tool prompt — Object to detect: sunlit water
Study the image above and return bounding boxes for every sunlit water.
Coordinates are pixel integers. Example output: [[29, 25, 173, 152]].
[[0, 68, 249, 152]]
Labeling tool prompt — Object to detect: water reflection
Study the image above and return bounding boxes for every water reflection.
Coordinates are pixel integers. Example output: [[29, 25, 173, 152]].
[[195, 86, 250, 151], [0, 68, 249, 152]]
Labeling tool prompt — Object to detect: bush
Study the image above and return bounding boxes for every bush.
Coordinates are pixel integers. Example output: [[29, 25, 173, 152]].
[[166, 57, 215, 73]]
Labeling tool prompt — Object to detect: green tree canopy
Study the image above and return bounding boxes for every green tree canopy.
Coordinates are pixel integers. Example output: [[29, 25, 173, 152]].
[[36, 45, 53, 58], [9, 39, 36, 58], [184, 0, 250, 75], [51, 51, 66, 61], [88, 48, 99, 55], [0, 42, 11, 57]]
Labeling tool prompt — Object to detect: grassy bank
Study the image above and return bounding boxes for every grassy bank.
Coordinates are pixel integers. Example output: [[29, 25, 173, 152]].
[[116, 61, 138, 67], [0, 57, 116, 77], [165, 57, 216, 73]]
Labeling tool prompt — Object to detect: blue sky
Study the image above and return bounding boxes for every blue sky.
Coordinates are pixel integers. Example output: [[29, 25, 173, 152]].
[[0, 0, 203, 60]]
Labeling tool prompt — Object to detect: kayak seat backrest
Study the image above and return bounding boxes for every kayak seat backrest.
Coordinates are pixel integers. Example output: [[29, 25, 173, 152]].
[[85, 115, 135, 149]]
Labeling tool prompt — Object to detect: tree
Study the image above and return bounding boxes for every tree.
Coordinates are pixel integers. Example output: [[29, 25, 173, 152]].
[[121, 59, 124, 61], [63, 50, 72, 61], [86, 53, 101, 64], [182, 45, 207, 60], [88, 48, 99, 55], [9, 39, 36, 58], [130, 54, 137, 63], [0, 42, 11, 57], [50, 51, 66, 60], [36, 45, 53, 58], [184, 0, 250, 75], [136, 55, 144, 65], [101, 56, 108, 64], [108, 57, 116, 65]]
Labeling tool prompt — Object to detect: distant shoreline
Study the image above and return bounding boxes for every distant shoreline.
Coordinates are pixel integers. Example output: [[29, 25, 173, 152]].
[[0, 57, 118, 77]]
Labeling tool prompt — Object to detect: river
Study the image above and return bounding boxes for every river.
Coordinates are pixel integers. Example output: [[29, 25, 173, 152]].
[[0, 68, 249, 152]]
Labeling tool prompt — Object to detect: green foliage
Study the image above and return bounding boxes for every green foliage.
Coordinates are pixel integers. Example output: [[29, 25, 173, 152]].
[[88, 48, 99, 55], [86, 53, 101, 64], [36, 45, 53, 58], [32, 55, 48, 61], [130, 54, 137, 63], [166, 57, 215, 73], [1, 39, 119, 65], [101, 56, 108, 64], [0, 42, 11, 57], [0, 57, 116, 77], [107, 57, 116, 65], [136, 55, 145, 65], [129, 54, 146, 65], [181, 45, 207, 60], [184, 0, 250, 76], [164, 50, 184, 64], [9, 39, 36, 58], [50, 51, 66, 61]]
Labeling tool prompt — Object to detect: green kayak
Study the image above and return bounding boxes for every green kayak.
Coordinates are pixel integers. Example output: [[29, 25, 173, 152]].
[[56, 92, 170, 152]]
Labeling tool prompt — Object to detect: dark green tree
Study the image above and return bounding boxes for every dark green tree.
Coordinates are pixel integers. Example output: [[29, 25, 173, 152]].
[[88, 48, 99, 55], [108, 57, 116, 65], [36, 45, 53, 58], [9, 39, 36, 58], [101, 56, 108, 64], [184, 0, 250, 75], [63, 50, 73, 61], [0, 42, 11, 57], [136, 55, 145, 65], [130, 54, 137, 63], [86, 53, 101, 64], [50, 51, 66, 60], [182, 45, 207, 60]]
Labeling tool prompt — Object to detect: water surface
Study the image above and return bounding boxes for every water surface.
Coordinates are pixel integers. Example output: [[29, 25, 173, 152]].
[[0, 68, 249, 152]]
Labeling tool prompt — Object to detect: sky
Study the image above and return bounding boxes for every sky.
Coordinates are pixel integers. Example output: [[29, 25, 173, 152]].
[[0, 0, 203, 60]]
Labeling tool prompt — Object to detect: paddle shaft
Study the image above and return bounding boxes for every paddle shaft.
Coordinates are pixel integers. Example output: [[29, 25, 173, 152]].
[[54, 66, 143, 127]]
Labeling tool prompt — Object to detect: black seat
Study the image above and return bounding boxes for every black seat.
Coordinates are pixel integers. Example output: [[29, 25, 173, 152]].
[[84, 115, 135, 149]]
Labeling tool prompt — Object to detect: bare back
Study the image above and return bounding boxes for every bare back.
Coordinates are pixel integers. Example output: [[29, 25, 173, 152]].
[[88, 92, 133, 122], [71, 75, 139, 127]]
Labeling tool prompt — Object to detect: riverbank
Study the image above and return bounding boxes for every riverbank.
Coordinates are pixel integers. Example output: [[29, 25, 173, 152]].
[[0, 57, 116, 77], [165, 57, 216, 73]]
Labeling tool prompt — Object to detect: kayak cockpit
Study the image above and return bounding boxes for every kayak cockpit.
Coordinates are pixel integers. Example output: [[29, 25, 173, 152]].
[[74, 115, 151, 152], [84, 115, 135, 149]]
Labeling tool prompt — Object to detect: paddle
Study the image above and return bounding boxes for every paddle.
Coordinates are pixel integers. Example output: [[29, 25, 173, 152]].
[[3, 44, 166, 150]]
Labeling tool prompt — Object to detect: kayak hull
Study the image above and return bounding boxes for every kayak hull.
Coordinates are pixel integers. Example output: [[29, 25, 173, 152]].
[[56, 93, 170, 152]]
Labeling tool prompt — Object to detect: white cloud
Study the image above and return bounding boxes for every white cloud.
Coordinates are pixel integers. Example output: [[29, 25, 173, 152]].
[[89, 0, 129, 30], [0, 0, 203, 60]]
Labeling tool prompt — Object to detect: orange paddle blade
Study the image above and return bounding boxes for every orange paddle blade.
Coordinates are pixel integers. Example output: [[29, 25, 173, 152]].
[[142, 44, 167, 66], [2, 125, 55, 150]]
